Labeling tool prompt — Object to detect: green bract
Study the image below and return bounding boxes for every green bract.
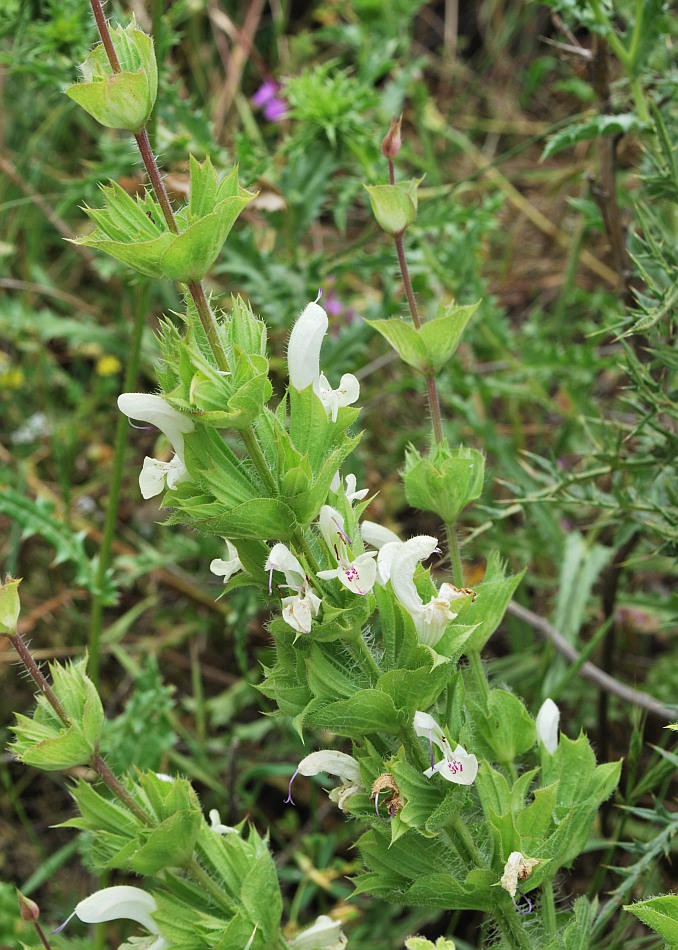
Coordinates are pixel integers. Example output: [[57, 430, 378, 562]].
[[403, 441, 485, 522], [65, 20, 157, 133], [364, 178, 422, 235], [366, 302, 477, 375], [63, 771, 202, 874], [0, 576, 21, 635], [73, 158, 256, 283], [10, 658, 104, 770]]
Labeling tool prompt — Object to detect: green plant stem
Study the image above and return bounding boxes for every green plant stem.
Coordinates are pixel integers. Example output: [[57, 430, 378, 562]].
[[447, 815, 483, 867], [89, 282, 149, 686], [354, 635, 381, 680], [542, 879, 557, 941], [186, 858, 238, 915], [91, 753, 153, 825], [393, 232, 444, 444], [467, 650, 490, 707], [445, 521, 464, 587], [495, 904, 535, 950]]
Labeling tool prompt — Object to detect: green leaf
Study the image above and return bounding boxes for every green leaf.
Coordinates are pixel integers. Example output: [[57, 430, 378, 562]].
[[460, 560, 525, 654], [471, 689, 536, 765], [562, 897, 598, 950], [366, 317, 427, 371], [418, 302, 478, 373], [624, 895, 678, 943], [306, 689, 405, 736], [542, 113, 642, 161]]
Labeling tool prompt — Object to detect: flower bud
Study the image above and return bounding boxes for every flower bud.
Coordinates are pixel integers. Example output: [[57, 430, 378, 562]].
[[0, 576, 21, 635], [364, 178, 421, 236], [65, 19, 157, 133], [381, 114, 402, 159], [17, 890, 40, 922]]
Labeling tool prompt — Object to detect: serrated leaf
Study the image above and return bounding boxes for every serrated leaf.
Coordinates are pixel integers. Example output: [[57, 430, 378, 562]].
[[624, 895, 678, 943]]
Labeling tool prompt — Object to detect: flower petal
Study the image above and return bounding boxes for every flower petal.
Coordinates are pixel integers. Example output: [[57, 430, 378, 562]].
[[73, 886, 159, 933], [427, 746, 478, 785], [389, 535, 439, 614], [361, 521, 401, 549], [289, 914, 347, 950], [288, 301, 328, 391], [297, 750, 361, 783], [139, 457, 170, 499], [210, 540, 243, 584], [536, 698, 560, 754], [266, 542, 306, 590], [118, 393, 194, 458]]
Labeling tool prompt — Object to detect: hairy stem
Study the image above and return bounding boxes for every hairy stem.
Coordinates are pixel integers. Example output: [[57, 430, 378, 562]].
[[91, 754, 153, 825], [11, 633, 69, 726], [393, 233, 444, 444]]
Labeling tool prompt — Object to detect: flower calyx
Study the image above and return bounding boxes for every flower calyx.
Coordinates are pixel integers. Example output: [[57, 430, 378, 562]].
[[74, 158, 255, 283], [65, 19, 157, 133]]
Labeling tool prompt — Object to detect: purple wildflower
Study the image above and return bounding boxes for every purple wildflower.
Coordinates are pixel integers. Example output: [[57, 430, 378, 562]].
[[252, 79, 288, 123]]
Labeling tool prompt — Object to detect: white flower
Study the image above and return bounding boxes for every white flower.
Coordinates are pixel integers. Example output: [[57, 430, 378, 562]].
[[413, 710, 478, 786], [266, 543, 321, 634], [281, 583, 322, 634], [316, 505, 377, 595], [536, 698, 560, 754], [289, 914, 348, 950], [360, 521, 401, 549], [285, 749, 362, 811], [390, 536, 466, 646], [287, 299, 360, 421], [209, 808, 237, 835], [288, 300, 328, 391], [210, 540, 243, 584], [499, 851, 540, 899], [331, 471, 369, 504], [360, 521, 404, 585], [317, 372, 360, 422], [118, 393, 195, 499], [54, 886, 167, 949]]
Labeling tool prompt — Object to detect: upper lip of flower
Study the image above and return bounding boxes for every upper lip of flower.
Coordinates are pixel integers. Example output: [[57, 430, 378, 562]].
[[388, 536, 462, 646], [118, 393, 195, 499], [287, 299, 360, 419], [54, 885, 167, 948], [536, 698, 560, 753]]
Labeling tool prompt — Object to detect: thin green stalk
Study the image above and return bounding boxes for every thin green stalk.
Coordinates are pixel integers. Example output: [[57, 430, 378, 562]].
[[446, 814, 484, 868], [393, 232, 445, 445], [353, 635, 381, 680], [626, 0, 646, 73], [542, 879, 557, 941], [186, 858, 238, 915], [495, 904, 535, 950], [89, 282, 149, 686]]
